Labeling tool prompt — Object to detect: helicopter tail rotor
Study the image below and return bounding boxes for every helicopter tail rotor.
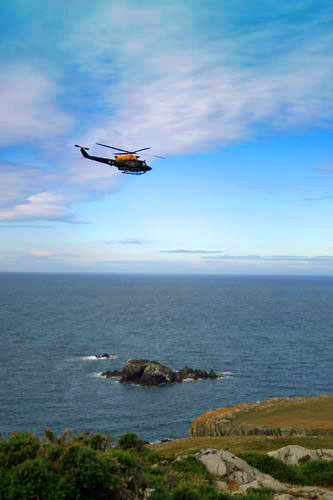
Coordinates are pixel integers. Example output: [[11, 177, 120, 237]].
[[74, 144, 90, 151]]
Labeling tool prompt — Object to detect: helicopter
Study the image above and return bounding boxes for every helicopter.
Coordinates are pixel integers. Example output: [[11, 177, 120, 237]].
[[74, 143, 164, 175]]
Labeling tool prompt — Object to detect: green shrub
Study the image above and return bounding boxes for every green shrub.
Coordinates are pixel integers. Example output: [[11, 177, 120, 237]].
[[300, 459, 333, 486], [170, 482, 201, 500], [44, 428, 55, 443], [111, 449, 140, 469], [55, 445, 119, 499], [242, 487, 274, 500], [0, 433, 40, 469], [150, 486, 172, 499], [8, 458, 56, 500], [240, 452, 333, 487], [239, 452, 300, 484], [196, 484, 233, 499], [173, 456, 208, 477], [118, 432, 145, 451]]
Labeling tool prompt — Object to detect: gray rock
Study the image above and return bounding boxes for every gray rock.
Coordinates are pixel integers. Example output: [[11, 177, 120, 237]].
[[196, 448, 287, 492], [197, 447, 333, 497], [268, 445, 333, 465], [273, 495, 295, 500], [286, 486, 333, 499], [215, 480, 228, 489]]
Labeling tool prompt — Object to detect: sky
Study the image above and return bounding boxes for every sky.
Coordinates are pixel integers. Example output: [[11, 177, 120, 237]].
[[1, 0, 333, 274]]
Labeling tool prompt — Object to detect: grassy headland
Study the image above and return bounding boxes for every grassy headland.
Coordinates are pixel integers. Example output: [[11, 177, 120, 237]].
[[191, 395, 333, 438]]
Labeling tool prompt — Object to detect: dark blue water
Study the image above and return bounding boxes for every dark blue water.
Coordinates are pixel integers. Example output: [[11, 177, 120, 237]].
[[1, 273, 332, 441]]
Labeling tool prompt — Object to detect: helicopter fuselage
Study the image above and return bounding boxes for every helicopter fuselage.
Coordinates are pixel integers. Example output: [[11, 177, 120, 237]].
[[78, 147, 152, 174]]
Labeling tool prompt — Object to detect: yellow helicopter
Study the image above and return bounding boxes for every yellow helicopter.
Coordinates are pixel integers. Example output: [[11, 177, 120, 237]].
[[75, 143, 165, 175]]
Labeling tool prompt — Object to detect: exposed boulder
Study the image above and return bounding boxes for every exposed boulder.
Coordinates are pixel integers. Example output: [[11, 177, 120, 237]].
[[95, 353, 111, 359], [196, 447, 333, 498], [268, 445, 333, 464], [101, 359, 219, 386], [196, 448, 287, 493], [285, 486, 333, 499]]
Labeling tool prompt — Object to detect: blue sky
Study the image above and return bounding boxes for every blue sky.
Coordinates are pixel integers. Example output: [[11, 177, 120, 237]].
[[1, 0, 333, 274]]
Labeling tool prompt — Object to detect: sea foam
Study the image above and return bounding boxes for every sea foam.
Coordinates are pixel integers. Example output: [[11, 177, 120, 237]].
[[80, 355, 117, 360]]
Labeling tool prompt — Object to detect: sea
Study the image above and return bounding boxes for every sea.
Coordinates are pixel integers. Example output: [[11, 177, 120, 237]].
[[1, 273, 332, 442]]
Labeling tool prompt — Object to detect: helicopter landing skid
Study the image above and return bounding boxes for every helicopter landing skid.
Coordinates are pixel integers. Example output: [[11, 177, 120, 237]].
[[121, 171, 146, 175]]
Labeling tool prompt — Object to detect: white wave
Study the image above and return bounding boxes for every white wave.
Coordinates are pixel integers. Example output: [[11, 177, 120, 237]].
[[91, 372, 105, 378], [80, 355, 117, 360], [221, 371, 234, 375]]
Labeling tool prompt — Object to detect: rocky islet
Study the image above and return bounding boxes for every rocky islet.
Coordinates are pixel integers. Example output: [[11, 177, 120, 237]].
[[101, 358, 220, 386]]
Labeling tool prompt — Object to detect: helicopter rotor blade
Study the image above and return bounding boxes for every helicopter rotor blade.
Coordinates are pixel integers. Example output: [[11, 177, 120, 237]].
[[131, 147, 151, 154], [96, 143, 131, 153], [140, 154, 166, 159], [96, 143, 152, 155]]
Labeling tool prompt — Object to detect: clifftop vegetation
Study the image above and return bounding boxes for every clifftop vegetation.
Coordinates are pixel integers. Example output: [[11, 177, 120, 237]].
[[1, 428, 333, 499]]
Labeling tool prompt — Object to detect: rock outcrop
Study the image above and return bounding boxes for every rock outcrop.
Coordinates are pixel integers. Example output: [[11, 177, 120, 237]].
[[196, 448, 333, 499], [102, 358, 219, 386], [196, 448, 287, 493], [268, 445, 333, 464]]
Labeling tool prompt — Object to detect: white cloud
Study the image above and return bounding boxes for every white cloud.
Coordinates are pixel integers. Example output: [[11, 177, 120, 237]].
[[161, 249, 224, 254], [0, 191, 72, 221], [68, 2, 333, 155], [105, 238, 148, 245], [28, 249, 77, 258], [0, 64, 73, 146], [0, 158, 122, 222], [202, 255, 333, 265]]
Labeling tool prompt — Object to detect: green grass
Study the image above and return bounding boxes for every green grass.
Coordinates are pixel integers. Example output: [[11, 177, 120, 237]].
[[227, 396, 333, 433], [151, 434, 333, 457]]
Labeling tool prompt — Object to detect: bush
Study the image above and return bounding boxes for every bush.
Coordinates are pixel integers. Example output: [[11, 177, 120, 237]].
[[118, 432, 145, 451], [240, 452, 333, 487], [300, 459, 333, 486], [170, 483, 201, 500], [111, 449, 140, 469], [55, 445, 119, 499], [0, 433, 40, 469], [239, 452, 300, 484], [8, 458, 56, 500], [173, 456, 209, 477], [241, 487, 274, 500]]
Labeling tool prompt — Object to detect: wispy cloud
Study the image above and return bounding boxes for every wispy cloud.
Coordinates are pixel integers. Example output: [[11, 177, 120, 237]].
[[68, 1, 333, 155], [0, 64, 73, 146], [0, 192, 73, 222], [202, 255, 333, 265], [27, 250, 78, 258], [161, 249, 223, 254], [105, 238, 148, 245], [0, 249, 78, 259], [303, 195, 333, 202], [0, 224, 52, 229], [0, 159, 122, 223]]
